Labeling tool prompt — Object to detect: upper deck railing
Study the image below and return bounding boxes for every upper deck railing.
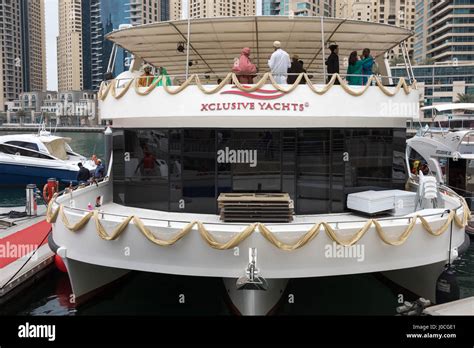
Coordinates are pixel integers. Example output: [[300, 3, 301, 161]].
[[98, 72, 417, 101]]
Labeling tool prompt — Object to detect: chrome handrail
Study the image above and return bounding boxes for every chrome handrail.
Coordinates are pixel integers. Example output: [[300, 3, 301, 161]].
[[56, 190, 462, 228]]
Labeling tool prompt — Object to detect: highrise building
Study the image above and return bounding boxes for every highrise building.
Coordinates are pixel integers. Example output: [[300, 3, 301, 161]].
[[335, 0, 371, 21], [161, 0, 170, 20], [414, 0, 474, 64], [0, 0, 46, 109], [58, 0, 161, 91], [334, 0, 415, 60], [126, 0, 161, 26], [21, 0, 47, 92], [262, 0, 335, 17], [57, 0, 84, 91], [170, 0, 255, 20]]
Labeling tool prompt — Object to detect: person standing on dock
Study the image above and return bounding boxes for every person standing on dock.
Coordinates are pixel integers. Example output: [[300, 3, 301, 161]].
[[268, 41, 291, 84]]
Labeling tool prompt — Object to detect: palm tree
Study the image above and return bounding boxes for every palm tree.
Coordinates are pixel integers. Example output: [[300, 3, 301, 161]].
[[456, 93, 474, 103]]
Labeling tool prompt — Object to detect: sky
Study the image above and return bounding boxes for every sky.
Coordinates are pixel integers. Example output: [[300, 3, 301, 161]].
[[45, 0, 59, 91]]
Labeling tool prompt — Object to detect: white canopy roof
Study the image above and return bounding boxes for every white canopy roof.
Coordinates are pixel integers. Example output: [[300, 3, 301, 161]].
[[420, 103, 474, 112], [106, 16, 413, 76]]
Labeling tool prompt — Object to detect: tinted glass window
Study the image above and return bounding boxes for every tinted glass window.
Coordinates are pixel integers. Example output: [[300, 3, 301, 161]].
[[113, 128, 407, 215], [0, 144, 53, 160], [296, 129, 330, 214], [227, 130, 281, 193], [113, 130, 169, 211], [182, 129, 215, 214], [6, 141, 39, 151]]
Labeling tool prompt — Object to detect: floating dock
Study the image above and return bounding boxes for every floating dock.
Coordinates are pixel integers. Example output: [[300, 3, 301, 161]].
[[0, 205, 54, 304]]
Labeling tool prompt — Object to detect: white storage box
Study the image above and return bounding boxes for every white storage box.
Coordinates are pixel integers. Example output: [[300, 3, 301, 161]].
[[347, 190, 416, 215]]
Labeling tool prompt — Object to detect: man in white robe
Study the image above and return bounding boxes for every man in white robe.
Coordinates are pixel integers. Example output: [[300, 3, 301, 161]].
[[268, 41, 291, 84]]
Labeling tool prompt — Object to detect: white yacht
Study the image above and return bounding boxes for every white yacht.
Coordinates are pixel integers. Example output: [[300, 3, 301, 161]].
[[0, 127, 96, 187], [48, 16, 470, 315], [407, 103, 474, 233]]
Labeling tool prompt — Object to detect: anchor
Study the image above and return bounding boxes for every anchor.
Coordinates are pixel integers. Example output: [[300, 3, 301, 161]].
[[236, 248, 268, 291]]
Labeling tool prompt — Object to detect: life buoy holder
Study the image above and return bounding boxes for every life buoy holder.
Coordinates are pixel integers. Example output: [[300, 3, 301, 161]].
[[43, 178, 58, 203]]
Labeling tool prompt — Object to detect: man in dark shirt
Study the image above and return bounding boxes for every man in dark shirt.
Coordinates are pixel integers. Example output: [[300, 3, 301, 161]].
[[287, 55, 306, 84], [325, 44, 340, 84], [77, 163, 90, 184]]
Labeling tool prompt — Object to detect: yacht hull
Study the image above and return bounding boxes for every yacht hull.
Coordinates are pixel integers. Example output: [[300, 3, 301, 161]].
[[223, 278, 288, 315], [58, 255, 129, 305], [0, 162, 78, 186], [58, 253, 453, 314]]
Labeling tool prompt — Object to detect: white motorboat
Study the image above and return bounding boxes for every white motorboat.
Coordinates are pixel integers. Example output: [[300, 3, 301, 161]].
[[0, 126, 96, 187], [407, 103, 474, 234], [48, 16, 470, 315]]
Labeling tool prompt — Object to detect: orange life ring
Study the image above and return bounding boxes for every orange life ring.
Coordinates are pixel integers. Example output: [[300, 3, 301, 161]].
[[43, 179, 58, 203]]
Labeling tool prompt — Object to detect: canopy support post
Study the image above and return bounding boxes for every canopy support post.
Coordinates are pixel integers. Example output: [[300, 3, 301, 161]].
[[185, 16, 191, 79], [405, 40, 416, 83], [400, 41, 414, 84], [320, 17, 326, 83], [182, 0, 191, 79]]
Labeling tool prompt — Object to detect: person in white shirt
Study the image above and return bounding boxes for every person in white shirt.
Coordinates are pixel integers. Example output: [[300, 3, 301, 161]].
[[268, 41, 291, 84]]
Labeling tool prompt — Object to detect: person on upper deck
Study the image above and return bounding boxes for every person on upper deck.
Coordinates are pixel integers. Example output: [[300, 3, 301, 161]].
[[268, 41, 291, 84], [153, 67, 172, 87], [325, 44, 340, 84], [361, 48, 374, 85], [287, 55, 306, 85], [346, 51, 364, 85], [138, 65, 154, 87], [232, 47, 257, 84]]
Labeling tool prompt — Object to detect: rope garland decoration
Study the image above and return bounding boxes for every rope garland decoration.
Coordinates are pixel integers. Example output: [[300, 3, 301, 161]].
[[46, 195, 469, 251], [97, 73, 416, 101]]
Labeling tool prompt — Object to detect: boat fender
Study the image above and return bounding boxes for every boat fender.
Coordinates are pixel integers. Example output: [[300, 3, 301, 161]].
[[43, 178, 58, 203], [54, 254, 68, 273], [435, 264, 460, 304]]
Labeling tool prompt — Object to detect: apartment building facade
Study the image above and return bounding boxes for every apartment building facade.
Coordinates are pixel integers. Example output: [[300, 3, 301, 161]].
[[262, 0, 335, 17], [58, 0, 161, 92], [414, 0, 474, 64], [0, 0, 46, 110], [335, 0, 415, 60], [170, 0, 255, 19]]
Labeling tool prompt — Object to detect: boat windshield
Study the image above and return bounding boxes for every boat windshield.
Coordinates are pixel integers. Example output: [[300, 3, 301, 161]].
[[41, 138, 72, 160]]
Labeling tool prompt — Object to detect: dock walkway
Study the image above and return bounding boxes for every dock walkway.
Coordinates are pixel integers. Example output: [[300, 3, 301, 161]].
[[0, 205, 54, 304]]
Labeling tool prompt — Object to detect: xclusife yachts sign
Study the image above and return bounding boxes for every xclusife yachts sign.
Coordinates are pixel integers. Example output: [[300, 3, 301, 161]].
[[200, 88, 309, 112]]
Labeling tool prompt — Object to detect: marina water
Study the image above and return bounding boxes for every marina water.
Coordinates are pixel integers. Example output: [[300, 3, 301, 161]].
[[1, 130, 473, 315]]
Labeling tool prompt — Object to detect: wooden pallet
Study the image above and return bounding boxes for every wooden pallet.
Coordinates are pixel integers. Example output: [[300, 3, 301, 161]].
[[218, 193, 294, 222]]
